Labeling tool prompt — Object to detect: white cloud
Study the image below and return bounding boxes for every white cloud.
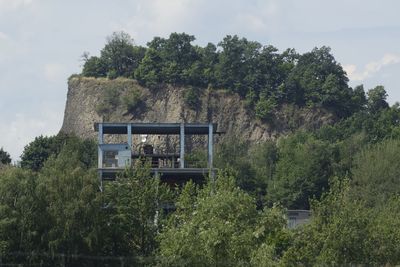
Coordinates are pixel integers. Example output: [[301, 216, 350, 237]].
[[0, 31, 8, 40], [117, 0, 209, 43], [0, 31, 14, 62], [43, 63, 66, 82], [344, 53, 400, 81], [0, 110, 61, 161], [235, 13, 268, 33], [0, 0, 33, 11]]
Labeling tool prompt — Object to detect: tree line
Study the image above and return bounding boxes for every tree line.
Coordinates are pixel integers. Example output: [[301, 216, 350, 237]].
[[82, 32, 371, 120], [2, 98, 400, 265]]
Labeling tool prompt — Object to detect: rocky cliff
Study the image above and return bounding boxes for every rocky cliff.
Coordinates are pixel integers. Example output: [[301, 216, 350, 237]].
[[61, 77, 335, 143]]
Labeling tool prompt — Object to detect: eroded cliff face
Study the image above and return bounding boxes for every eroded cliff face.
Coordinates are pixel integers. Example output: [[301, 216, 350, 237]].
[[61, 77, 335, 142]]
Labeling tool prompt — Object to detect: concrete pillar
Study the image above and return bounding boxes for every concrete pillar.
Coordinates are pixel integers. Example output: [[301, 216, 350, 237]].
[[208, 123, 213, 169], [180, 123, 185, 168], [98, 123, 103, 168], [127, 123, 132, 148]]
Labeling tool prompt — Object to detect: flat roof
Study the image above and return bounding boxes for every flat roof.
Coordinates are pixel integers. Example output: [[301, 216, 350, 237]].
[[94, 122, 220, 135]]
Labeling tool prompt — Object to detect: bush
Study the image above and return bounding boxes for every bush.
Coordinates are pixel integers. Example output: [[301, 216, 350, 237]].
[[122, 88, 144, 113], [95, 86, 121, 116], [183, 86, 201, 109], [255, 97, 277, 121]]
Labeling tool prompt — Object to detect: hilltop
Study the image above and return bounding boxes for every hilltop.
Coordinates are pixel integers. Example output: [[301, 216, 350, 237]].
[[60, 32, 370, 140], [61, 76, 335, 142]]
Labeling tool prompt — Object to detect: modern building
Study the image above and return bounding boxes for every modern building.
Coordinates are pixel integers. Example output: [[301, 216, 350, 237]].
[[95, 122, 219, 187]]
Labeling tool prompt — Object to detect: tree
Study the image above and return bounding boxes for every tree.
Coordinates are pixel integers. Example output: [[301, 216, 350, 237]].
[[215, 35, 262, 96], [282, 177, 400, 266], [20, 135, 65, 171], [136, 33, 199, 86], [100, 31, 145, 77], [20, 134, 96, 172], [82, 56, 107, 77], [350, 139, 400, 206], [159, 173, 287, 266], [103, 163, 172, 263], [0, 167, 43, 264], [367, 85, 389, 113], [36, 145, 102, 266], [266, 132, 335, 209], [0, 147, 11, 165], [349, 84, 367, 112], [281, 178, 371, 266], [283, 46, 355, 116], [214, 137, 256, 193]]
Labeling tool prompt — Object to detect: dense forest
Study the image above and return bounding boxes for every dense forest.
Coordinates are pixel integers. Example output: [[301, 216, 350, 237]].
[[2, 32, 400, 266], [81, 32, 368, 119]]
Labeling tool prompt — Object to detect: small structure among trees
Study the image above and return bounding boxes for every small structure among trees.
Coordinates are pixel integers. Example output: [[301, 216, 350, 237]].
[[95, 122, 218, 186]]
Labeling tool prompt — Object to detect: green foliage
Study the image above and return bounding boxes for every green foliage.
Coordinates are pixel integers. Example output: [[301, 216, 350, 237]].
[[6, 121, 400, 264], [82, 33, 369, 119], [214, 138, 256, 194], [135, 33, 199, 87], [255, 97, 277, 121], [214, 138, 278, 205], [183, 86, 201, 109], [20, 134, 96, 172], [159, 173, 287, 266], [350, 139, 400, 206], [82, 31, 146, 79], [20, 135, 65, 171], [0, 167, 41, 262], [97, 84, 146, 116], [282, 177, 400, 266], [96, 86, 121, 116], [103, 162, 172, 261], [0, 147, 11, 165], [266, 132, 335, 209], [367, 85, 389, 113], [316, 101, 400, 143], [82, 56, 107, 77], [122, 88, 144, 113], [1, 139, 170, 265], [101, 31, 145, 78]]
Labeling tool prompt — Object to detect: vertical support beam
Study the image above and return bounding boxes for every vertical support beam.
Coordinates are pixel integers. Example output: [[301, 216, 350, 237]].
[[208, 123, 213, 169], [98, 123, 103, 189], [180, 123, 185, 168], [98, 123, 103, 168], [127, 123, 132, 168], [127, 123, 132, 148]]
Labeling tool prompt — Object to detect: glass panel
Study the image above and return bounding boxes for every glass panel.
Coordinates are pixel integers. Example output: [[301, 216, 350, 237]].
[[103, 150, 119, 168]]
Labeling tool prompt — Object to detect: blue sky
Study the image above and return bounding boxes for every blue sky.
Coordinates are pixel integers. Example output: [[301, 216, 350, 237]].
[[1, 0, 400, 160]]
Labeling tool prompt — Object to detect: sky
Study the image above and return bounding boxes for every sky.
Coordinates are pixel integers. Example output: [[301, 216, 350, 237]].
[[1, 0, 400, 161]]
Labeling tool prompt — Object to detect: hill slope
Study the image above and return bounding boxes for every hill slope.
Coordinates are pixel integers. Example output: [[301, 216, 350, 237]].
[[61, 77, 335, 142]]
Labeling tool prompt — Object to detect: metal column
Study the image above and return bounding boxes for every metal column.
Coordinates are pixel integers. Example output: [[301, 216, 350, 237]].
[[180, 123, 185, 168], [98, 123, 103, 168], [127, 123, 132, 148], [98, 123, 103, 190], [208, 123, 213, 169]]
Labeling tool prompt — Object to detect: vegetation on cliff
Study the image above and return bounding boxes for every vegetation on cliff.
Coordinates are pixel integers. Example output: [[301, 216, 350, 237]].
[[81, 32, 374, 120]]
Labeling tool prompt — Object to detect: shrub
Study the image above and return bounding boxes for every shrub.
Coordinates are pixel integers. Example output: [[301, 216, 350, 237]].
[[183, 86, 201, 109], [122, 88, 144, 113], [255, 97, 277, 120], [95, 86, 121, 116]]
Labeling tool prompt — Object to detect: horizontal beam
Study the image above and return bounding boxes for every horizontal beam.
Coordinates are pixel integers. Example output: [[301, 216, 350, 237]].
[[94, 122, 219, 135]]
